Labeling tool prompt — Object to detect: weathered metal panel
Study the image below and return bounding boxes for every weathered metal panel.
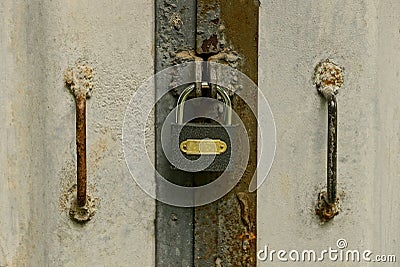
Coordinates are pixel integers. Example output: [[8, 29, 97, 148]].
[[196, 0, 222, 55], [155, 0, 197, 266], [194, 1, 259, 266]]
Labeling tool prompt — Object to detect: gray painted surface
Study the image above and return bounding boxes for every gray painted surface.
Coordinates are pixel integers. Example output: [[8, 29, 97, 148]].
[[0, 1, 154, 266], [1, 0, 400, 266], [258, 0, 400, 266], [155, 0, 197, 266]]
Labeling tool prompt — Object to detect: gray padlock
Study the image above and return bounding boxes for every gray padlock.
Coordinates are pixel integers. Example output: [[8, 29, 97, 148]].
[[170, 83, 236, 172]]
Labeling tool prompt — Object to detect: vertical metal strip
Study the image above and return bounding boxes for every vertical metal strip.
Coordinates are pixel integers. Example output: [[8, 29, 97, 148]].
[[196, 0, 222, 55], [193, 1, 223, 264], [194, 0, 259, 266], [327, 95, 337, 205], [75, 91, 87, 207], [155, 1, 197, 266]]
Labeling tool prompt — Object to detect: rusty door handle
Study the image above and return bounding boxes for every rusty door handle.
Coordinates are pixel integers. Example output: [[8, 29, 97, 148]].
[[75, 90, 87, 208], [64, 65, 96, 222], [316, 93, 339, 221], [314, 60, 343, 221]]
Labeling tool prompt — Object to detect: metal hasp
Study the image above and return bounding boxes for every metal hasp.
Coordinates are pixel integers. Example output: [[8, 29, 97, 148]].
[[314, 59, 343, 222], [64, 64, 95, 223]]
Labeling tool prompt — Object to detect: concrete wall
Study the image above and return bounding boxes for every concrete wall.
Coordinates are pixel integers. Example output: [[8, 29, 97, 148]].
[[258, 0, 400, 266], [1, 0, 400, 266], [0, 1, 154, 266]]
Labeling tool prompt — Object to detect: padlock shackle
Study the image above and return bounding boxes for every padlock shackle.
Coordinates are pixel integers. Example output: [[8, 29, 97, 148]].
[[216, 86, 232, 125], [176, 83, 232, 125]]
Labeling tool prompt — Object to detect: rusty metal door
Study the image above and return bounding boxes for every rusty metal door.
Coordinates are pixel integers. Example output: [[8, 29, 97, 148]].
[[155, 0, 259, 266]]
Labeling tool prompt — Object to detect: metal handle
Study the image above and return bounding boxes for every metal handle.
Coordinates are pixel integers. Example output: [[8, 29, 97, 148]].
[[327, 95, 337, 205], [315, 93, 339, 221], [176, 83, 232, 125], [314, 59, 343, 221], [64, 65, 96, 223], [75, 91, 87, 208]]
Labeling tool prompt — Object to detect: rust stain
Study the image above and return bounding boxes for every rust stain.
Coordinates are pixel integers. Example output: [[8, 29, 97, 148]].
[[237, 192, 251, 229], [314, 59, 344, 98], [196, 0, 223, 55], [201, 34, 219, 54], [237, 192, 256, 266], [315, 190, 340, 222], [87, 134, 112, 176], [211, 18, 219, 24]]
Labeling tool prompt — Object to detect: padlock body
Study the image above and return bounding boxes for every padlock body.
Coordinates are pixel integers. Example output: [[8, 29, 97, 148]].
[[170, 123, 236, 172]]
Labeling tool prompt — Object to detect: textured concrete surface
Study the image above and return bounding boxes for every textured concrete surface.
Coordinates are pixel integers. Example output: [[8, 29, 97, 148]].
[[258, 0, 400, 266], [2, 0, 400, 266], [0, 1, 154, 266]]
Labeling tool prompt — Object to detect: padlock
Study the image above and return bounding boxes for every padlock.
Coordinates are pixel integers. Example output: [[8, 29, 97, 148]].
[[170, 83, 236, 172]]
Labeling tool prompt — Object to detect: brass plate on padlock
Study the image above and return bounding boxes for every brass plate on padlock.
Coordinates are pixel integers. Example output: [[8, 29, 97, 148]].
[[180, 139, 227, 155]]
